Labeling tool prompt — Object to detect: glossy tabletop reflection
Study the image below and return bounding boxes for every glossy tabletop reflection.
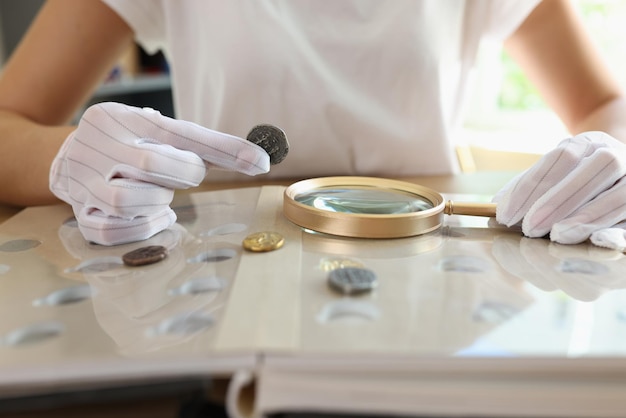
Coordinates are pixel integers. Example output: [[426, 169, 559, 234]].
[[0, 184, 626, 399]]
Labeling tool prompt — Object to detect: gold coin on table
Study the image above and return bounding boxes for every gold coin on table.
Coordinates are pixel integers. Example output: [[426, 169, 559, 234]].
[[242, 231, 285, 252]]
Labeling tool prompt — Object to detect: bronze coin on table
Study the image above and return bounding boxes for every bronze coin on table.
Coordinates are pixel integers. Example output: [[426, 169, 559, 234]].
[[242, 231, 285, 252], [246, 124, 289, 165], [327, 267, 378, 295], [122, 245, 168, 266]]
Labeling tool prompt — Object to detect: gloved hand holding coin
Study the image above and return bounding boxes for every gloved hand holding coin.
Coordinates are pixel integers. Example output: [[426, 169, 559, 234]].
[[50, 102, 287, 246], [494, 131, 626, 251]]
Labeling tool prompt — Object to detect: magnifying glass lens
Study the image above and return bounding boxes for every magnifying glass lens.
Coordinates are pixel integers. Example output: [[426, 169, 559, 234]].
[[294, 187, 434, 214], [284, 177, 497, 239]]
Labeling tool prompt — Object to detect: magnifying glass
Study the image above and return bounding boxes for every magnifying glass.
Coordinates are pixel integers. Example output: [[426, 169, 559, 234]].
[[283, 177, 497, 238]]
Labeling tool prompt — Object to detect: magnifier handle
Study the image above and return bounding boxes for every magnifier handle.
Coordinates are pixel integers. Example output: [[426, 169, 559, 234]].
[[444, 201, 497, 218]]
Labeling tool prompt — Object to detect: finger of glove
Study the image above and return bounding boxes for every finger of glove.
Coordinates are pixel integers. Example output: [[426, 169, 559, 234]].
[[550, 177, 626, 244], [496, 133, 608, 227], [49, 130, 79, 202], [521, 147, 626, 238], [76, 206, 177, 246], [590, 224, 626, 251], [75, 114, 206, 189], [50, 150, 70, 202], [89, 102, 270, 176], [491, 171, 524, 204], [66, 159, 174, 219]]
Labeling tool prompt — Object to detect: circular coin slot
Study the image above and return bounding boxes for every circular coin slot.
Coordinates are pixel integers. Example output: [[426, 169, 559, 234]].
[[617, 309, 626, 323], [62, 216, 78, 227], [436, 256, 490, 273], [147, 312, 215, 336], [472, 301, 518, 324], [316, 300, 381, 324], [0, 239, 41, 252], [64, 256, 124, 274], [33, 284, 92, 306], [2, 320, 65, 347], [201, 223, 248, 237], [444, 228, 466, 238], [187, 248, 237, 263], [168, 276, 227, 296], [558, 258, 609, 275], [171, 205, 197, 224]]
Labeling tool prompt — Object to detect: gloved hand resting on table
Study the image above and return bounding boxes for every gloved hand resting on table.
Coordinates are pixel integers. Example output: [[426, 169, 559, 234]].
[[50, 102, 269, 246], [494, 131, 626, 251]]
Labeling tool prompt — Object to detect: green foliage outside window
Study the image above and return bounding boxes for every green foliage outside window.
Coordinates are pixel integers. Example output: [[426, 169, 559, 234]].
[[497, 0, 622, 112]]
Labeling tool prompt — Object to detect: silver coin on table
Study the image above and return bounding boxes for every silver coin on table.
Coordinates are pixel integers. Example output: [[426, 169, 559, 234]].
[[246, 124, 289, 165], [327, 267, 378, 295]]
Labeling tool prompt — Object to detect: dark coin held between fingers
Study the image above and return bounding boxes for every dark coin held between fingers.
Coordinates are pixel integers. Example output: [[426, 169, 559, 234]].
[[122, 245, 168, 267], [246, 124, 289, 165], [328, 267, 378, 295]]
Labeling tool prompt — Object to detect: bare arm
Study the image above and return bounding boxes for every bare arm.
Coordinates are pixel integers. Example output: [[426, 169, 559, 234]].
[[0, 0, 135, 206], [504, 0, 626, 142]]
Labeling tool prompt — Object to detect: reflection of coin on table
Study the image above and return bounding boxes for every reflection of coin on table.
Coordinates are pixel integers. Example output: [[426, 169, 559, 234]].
[[242, 232, 285, 252], [122, 245, 168, 266]]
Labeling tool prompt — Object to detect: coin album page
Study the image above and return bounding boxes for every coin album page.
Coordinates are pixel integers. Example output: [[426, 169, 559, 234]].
[[1, 186, 626, 418]]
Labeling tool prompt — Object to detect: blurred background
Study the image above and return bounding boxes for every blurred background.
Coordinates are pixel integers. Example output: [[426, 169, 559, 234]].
[[0, 0, 174, 119], [460, 1, 626, 157], [0, 0, 623, 162]]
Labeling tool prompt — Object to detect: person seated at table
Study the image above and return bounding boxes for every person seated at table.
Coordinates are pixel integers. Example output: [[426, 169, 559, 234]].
[[0, 0, 624, 248]]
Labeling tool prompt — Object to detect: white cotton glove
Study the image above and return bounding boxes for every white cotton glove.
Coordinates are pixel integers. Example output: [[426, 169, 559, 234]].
[[589, 221, 626, 251], [494, 131, 626, 250], [50, 102, 269, 246]]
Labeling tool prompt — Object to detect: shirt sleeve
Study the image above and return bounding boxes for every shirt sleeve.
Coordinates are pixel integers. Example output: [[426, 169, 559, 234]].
[[99, 0, 166, 54], [480, 0, 543, 40]]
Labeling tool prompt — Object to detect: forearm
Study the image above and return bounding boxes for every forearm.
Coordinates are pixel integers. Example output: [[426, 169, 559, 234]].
[[0, 0, 135, 207], [505, 0, 624, 141], [0, 110, 73, 207], [570, 96, 626, 144]]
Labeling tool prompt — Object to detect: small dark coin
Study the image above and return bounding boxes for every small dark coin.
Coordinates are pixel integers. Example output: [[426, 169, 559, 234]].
[[122, 245, 168, 267], [327, 267, 378, 295], [246, 124, 289, 165]]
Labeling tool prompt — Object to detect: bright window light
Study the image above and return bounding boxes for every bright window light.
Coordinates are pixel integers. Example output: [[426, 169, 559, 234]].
[[462, 0, 625, 155]]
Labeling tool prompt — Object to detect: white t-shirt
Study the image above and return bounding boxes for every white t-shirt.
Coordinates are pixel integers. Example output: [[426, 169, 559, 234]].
[[101, 0, 540, 181]]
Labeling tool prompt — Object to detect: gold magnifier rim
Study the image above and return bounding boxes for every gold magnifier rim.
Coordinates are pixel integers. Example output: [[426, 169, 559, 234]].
[[283, 176, 446, 239]]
